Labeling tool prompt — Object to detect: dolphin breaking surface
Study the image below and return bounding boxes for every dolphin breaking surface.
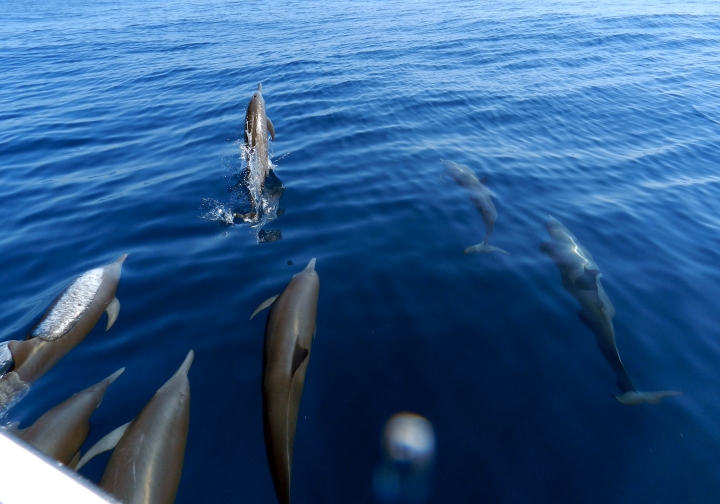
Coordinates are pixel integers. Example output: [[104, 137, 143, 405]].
[[2, 1, 720, 502], [0, 373, 29, 418], [31, 268, 104, 341]]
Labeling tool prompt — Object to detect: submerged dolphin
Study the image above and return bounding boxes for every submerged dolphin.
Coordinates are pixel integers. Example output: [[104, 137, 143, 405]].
[[244, 83, 275, 186], [251, 258, 319, 504], [540, 216, 680, 405], [441, 160, 509, 255], [1, 255, 127, 386], [10, 368, 125, 467], [76, 350, 193, 504]]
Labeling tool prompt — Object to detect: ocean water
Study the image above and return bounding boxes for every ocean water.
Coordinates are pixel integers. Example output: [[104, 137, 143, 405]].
[[1, 0, 720, 502]]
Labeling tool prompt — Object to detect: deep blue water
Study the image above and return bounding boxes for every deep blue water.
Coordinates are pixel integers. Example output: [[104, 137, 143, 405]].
[[2, 0, 720, 502]]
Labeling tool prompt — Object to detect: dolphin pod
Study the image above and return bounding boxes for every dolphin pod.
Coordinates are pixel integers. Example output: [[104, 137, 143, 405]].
[[76, 350, 193, 504], [441, 160, 509, 255], [11, 367, 125, 467], [540, 216, 680, 405], [251, 258, 320, 504]]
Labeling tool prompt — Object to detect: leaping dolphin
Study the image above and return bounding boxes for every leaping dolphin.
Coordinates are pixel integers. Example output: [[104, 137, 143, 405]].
[[9, 368, 125, 467], [244, 83, 275, 186], [235, 83, 276, 223], [76, 350, 193, 504], [540, 216, 680, 405], [441, 160, 509, 255], [251, 258, 319, 504]]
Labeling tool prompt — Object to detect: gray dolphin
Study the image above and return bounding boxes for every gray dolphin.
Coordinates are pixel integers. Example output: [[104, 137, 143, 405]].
[[244, 83, 275, 185], [235, 83, 276, 222], [441, 160, 509, 255], [540, 216, 680, 405], [2, 255, 127, 386], [10, 368, 125, 467], [76, 350, 193, 504], [250, 258, 319, 504]]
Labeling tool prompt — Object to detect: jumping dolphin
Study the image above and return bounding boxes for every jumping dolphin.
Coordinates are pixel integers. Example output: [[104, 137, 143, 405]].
[[250, 258, 319, 504], [1, 255, 127, 386], [540, 216, 680, 405], [244, 83, 275, 185], [441, 160, 509, 255], [76, 350, 193, 504], [10, 368, 125, 467], [234, 83, 276, 223]]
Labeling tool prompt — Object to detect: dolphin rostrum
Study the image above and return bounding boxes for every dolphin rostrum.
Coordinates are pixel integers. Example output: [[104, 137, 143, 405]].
[[540, 216, 680, 405], [441, 160, 509, 255], [2, 255, 127, 386], [11, 368, 125, 467], [76, 350, 193, 504], [251, 258, 319, 504]]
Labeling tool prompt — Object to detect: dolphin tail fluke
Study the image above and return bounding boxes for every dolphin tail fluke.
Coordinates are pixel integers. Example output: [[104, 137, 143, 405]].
[[250, 294, 279, 320], [614, 390, 682, 405], [75, 421, 131, 471], [105, 297, 120, 331], [464, 242, 510, 255]]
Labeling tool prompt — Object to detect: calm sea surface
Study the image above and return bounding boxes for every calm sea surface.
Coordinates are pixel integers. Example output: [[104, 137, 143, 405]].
[[2, 1, 720, 502]]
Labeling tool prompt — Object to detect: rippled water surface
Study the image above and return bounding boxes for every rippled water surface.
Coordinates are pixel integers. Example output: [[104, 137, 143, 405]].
[[2, 1, 720, 502]]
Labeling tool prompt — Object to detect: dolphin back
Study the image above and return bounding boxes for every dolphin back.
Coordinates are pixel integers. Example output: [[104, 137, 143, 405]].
[[262, 259, 319, 504], [20, 368, 124, 465], [10, 256, 127, 385], [100, 352, 192, 504]]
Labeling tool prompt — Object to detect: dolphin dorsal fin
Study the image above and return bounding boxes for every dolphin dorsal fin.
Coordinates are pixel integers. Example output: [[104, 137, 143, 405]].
[[75, 421, 132, 471]]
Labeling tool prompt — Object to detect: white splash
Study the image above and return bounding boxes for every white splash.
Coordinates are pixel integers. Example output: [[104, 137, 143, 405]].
[[0, 373, 30, 418], [31, 267, 104, 341], [200, 198, 236, 225], [0, 342, 11, 375], [243, 145, 266, 218]]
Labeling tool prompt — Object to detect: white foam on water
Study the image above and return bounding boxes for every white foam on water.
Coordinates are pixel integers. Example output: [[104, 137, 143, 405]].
[[201, 137, 283, 242], [200, 198, 236, 225], [0, 373, 30, 418]]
